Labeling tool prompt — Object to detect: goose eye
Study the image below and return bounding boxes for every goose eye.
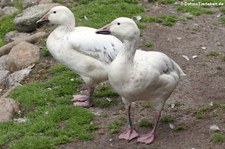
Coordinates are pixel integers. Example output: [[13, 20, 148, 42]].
[[53, 11, 56, 14], [117, 22, 121, 25]]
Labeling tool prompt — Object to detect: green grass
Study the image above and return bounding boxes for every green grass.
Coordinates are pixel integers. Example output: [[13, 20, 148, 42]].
[[195, 107, 210, 119], [107, 117, 126, 134], [41, 47, 51, 57], [177, 6, 213, 16], [142, 15, 178, 26], [220, 17, 225, 24], [144, 42, 154, 48], [211, 133, 225, 142], [72, 0, 144, 28], [0, 15, 16, 47], [139, 119, 152, 127], [158, 0, 175, 4], [161, 115, 174, 123], [93, 98, 118, 108], [207, 51, 220, 57], [0, 64, 98, 148], [220, 8, 225, 13], [173, 124, 186, 132]]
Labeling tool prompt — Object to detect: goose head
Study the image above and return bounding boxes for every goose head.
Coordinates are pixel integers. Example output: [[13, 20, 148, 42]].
[[96, 17, 140, 42], [37, 6, 75, 30]]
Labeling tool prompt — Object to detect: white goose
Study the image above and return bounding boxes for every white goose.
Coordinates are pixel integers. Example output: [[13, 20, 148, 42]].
[[96, 17, 185, 144], [36, 6, 123, 107]]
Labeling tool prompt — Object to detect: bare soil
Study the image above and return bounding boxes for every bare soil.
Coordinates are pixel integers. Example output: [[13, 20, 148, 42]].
[[19, 3, 225, 149]]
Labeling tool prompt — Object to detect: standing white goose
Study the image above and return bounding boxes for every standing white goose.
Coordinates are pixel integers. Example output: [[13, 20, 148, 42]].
[[36, 6, 123, 107], [96, 17, 185, 144]]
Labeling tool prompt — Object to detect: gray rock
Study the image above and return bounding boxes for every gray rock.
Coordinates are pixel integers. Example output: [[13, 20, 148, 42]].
[[6, 41, 40, 72], [22, 0, 40, 8], [4, 30, 31, 43], [3, 6, 18, 15], [0, 8, 4, 17], [8, 65, 34, 86], [0, 55, 8, 70], [14, 3, 58, 32], [0, 0, 19, 7], [0, 98, 20, 122], [39, 0, 53, 4], [0, 70, 9, 88]]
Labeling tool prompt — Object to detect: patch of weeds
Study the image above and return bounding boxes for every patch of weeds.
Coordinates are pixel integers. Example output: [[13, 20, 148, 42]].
[[216, 66, 222, 70], [173, 124, 186, 132], [161, 115, 174, 123], [107, 117, 126, 134], [143, 102, 153, 109], [142, 15, 178, 26], [220, 56, 225, 61], [177, 6, 213, 16], [220, 8, 225, 13], [195, 107, 210, 119], [0, 106, 96, 148], [174, 101, 183, 107], [211, 133, 225, 142], [212, 102, 225, 110], [9, 64, 82, 111], [137, 22, 146, 29], [41, 47, 51, 57], [72, 0, 144, 28], [220, 17, 225, 24], [93, 98, 118, 108], [207, 51, 220, 57], [144, 42, 154, 48], [158, 0, 175, 4], [0, 15, 16, 47], [94, 85, 118, 97], [139, 119, 152, 127]]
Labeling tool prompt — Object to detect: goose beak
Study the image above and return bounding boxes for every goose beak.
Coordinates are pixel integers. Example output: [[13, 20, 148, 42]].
[[36, 14, 50, 27], [96, 23, 112, 35]]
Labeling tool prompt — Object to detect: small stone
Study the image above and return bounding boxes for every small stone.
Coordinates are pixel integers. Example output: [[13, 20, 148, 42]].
[[201, 47, 207, 50], [109, 138, 113, 142], [0, 55, 8, 70], [171, 103, 175, 108], [14, 118, 28, 123], [176, 37, 182, 40], [169, 123, 175, 129], [192, 55, 198, 59], [3, 6, 18, 15], [182, 55, 190, 61], [209, 124, 220, 132], [0, 98, 20, 122], [0, 8, 4, 17], [4, 31, 31, 43], [0, 70, 9, 88], [6, 42, 40, 72], [135, 15, 142, 21]]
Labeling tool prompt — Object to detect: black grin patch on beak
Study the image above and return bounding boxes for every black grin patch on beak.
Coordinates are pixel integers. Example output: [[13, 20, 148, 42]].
[[96, 30, 111, 35], [36, 19, 50, 28]]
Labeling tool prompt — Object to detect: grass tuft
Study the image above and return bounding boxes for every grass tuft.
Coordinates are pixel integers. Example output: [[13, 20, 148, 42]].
[[107, 117, 126, 134], [144, 42, 154, 48], [177, 6, 213, 16], [211, 133, 225, 142], [139, 119, 152, 127], [142, 15, 178, 26], [207, 51, 220, 57], [161, 115, 174, 123]]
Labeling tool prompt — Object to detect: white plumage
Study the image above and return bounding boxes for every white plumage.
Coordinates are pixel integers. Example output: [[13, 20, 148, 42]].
[[96, 17, 185, 144], [37, 6, 123, 107]]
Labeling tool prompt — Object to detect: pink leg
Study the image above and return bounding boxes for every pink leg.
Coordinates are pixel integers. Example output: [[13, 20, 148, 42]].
[[119, 105, 139, 141], [137, 111, 161, 144], [72, 86, 95, 108]]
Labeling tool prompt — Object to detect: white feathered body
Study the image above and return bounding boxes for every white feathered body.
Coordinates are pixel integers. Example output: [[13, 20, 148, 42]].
[[108, 50, 185, 110], [47, 26, 122, 85]]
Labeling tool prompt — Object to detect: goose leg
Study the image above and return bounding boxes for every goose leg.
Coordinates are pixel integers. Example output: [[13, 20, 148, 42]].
[[119, 105, 139, 141], [72, 86, 94, 108], [137, 111, 161, 144]]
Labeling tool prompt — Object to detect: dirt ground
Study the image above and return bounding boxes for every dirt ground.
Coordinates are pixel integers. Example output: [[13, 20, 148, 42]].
[[17, 2, 225, 149], [57, 3, 225, 149]]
